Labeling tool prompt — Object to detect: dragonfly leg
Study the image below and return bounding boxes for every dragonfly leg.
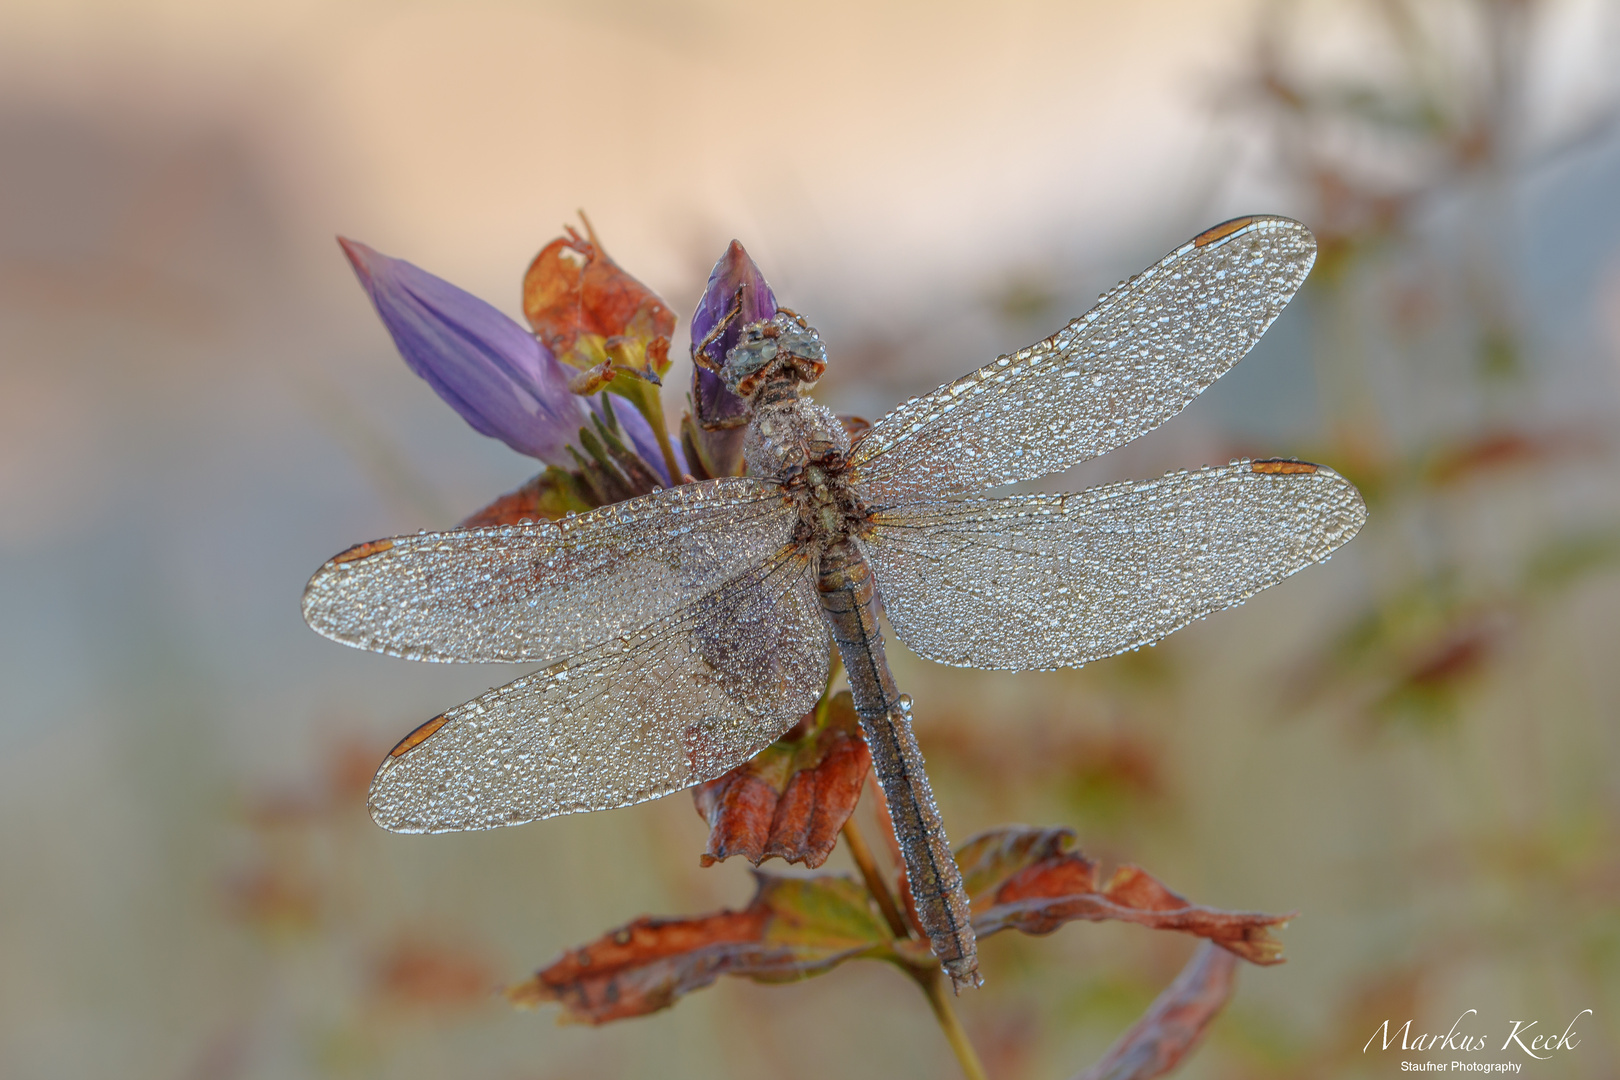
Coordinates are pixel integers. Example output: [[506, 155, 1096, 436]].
[[691, 283, 747, 372]]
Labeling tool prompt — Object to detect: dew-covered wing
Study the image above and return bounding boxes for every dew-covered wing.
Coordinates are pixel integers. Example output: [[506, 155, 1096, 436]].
[[302, 477, 793, 663], [862, 461, 1365, 671], [848, 217, 1316, 502], [368, 545, 829, 832]]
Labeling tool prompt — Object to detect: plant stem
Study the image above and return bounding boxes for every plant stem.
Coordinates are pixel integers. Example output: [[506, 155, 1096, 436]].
[[638, 391, 684, 484], [843, 746, 988, 1079], [917, 968, 990, 1080], [841, 818, 910, 940]]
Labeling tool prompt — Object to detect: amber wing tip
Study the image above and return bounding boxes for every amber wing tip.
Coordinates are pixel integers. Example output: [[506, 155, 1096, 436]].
[[330, 538, 395, 564], [1192, 217, 1259, 247], [1190, 215, 1314, 252], [388, 713, 449, 757], [1250, 458, 1320, 475]]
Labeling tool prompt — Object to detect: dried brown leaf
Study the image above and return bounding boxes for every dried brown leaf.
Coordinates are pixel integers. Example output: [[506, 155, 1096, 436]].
[[1422, 427, 1604, 488], [693, 691, 871, 869], [1071, 942, 1239, 1080], [222, 867, 320, 932], [523, 225, 674, 382], [458, 467, 593, 526], [508, 873, 893, 1024], [373, 939, 495, 1009], [958, 826, 1291, 964], [837, 414, 871, 441]]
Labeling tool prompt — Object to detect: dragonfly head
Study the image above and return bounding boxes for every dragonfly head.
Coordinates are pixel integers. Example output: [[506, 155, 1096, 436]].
[[721, 311, 827, 398]]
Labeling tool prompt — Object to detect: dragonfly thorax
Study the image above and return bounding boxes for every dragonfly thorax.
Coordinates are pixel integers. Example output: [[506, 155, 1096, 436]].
[[744, 396, 849, 482], [787, 447, 870, 550]]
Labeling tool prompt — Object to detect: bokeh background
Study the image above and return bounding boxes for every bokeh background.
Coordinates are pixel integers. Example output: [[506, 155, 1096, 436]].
[[3, 1, 1619, 1077]]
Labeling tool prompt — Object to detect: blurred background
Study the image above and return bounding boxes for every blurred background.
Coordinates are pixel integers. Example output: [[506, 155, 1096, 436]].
[[2, 1, 1619, 1077]]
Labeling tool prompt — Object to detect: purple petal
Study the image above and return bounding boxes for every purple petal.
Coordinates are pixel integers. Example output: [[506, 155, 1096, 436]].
[[688, 241, 773, 475], [340, 238, 592, 467], [595, 395, 688, 485]]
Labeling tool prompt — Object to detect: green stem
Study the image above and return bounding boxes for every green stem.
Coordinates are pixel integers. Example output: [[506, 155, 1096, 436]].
[[844, 804, 987, 1079], [917, 967, 990, 1080], [840, 697, 984, 1078], [841, 818, 910, 940], [641, 391, 683, 484]]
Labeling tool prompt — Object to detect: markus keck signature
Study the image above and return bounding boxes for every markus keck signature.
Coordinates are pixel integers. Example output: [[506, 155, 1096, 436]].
[[1364, 1009, 1594, 1071]]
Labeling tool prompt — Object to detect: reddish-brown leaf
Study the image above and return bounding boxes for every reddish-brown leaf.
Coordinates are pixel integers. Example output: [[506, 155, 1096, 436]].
[[372, 939, 495, 1010], [957, 826, 1291, 965], [838, 414, 871, 441], [522, 224, 674, 383], [507, 873, 893, 1024], [1422, 427, 1604, 488], [458, 467, 593, 526], [1387, 618, 1502, 694], [693, 690, 871, 869], [222, 866, 320, 931], [1071, 942, 1239, 1080]]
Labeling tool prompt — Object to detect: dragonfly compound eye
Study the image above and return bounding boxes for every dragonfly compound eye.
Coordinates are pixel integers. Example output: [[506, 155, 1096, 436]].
[[722, 313, 828, 394]]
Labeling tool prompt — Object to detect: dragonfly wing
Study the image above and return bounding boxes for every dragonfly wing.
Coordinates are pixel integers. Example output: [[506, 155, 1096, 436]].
[[368, 545, 829, 832], [302, 476, 793, 663], [862, 461, 1365, 671], [848, 217, 1316, 502]]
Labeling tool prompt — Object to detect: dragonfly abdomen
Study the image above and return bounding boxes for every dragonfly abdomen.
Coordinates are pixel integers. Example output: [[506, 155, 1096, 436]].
[[814, 539, 895, 704], [815, 537, 981, 990]]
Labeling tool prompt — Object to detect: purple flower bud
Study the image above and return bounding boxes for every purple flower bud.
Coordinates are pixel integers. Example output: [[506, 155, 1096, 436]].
[[687, 241, 775, 476], [691, 240, 778, 367], [340, 238, 593, 468]]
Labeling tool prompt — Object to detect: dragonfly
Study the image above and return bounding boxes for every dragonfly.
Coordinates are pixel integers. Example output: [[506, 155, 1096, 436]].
[[302, 216, 1366, 991]]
